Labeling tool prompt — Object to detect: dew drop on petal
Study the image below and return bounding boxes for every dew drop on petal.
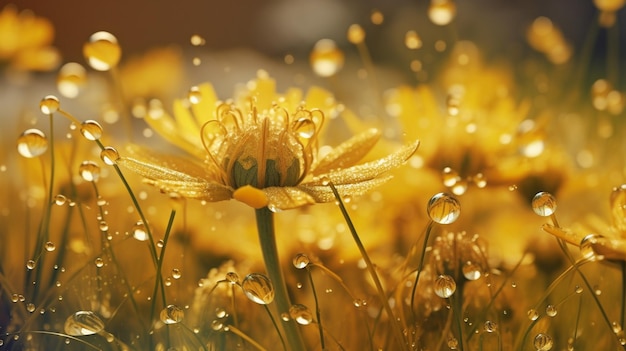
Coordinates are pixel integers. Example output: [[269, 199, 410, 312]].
[[292, 117, 316, 140], [100, 147, 120, 165], [289, 304, 313, 325], [533, 333, 554, 351], [310, 39, 344, 77], [17, 129, 48, 158], [80, 120, 103, 141], [79, 161, 100, 182], [132, 221, 149, 241], [160, 304, 184, 324], [40, 95, 60, 114], [531, 192, 557, 217], [427, 193, 461, 224], [434, 274, 456, 298], [57, 62, 87, 98], [242, 273, 274, 305], [293, 253, 310, 269], [188, 86, 202, 104], [64, 311, 105, 336], [83, 31, 121, 71]]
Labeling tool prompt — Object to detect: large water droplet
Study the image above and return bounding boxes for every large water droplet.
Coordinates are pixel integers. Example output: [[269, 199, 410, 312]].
[[293, 253, 310, 269], [427, 193, 461, 224], [292, 117, 316, 140], [83, 31, 121, 71], [242, 273, 274, 305], [462, 261, 482, 281], [531, 192, 557, 217], [347, 24, 365, 44], [434, 274, 456, 298], [57, 62, 87, 98], [64, 311, 105, 336], [17, 129, 48, 158], [132, 221, 149, 241], [310, 39, 344, 77], [289, 304, 313, 325], [100, 147, 120, 165], [160, 305, 184, 324], [533, 333, 553, 351], [80, 120, 103, 141], [610, 184, 626, 232], [79, 161, 101, 182], [40, 95, 60, 114]]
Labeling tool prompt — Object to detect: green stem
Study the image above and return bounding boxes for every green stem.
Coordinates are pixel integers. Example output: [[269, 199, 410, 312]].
[[255, 208, 305, 351]]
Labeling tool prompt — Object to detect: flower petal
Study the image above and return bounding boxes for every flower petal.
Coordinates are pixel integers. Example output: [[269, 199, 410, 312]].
[[144, 179, 232, 201], [120, 145, 219, 180], [299, 176, 393, 203], [262, 186, 316, 210], [312, 128, 382, 175], [308, 139, 420, 186]]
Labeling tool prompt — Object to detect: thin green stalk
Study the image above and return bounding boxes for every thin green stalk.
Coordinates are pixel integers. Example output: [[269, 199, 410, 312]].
[[254, 207, 305, 351], [306, 267, 325, 349], [150, 210, 176, 325], [410, 221, 435, 321], [228, 325, 268, 351], [329, 183, 406, 349]]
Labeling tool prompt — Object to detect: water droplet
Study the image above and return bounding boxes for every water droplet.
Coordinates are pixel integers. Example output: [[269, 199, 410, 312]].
[[45, 241, 56, 252], [451, 179, 468, 195], [405, 30, 423, 49], [17, 129, 48, 158], [40, 95, 60, 114], [293, 253, 310, 269], [533, 333, 554, 351], [289, 304, 313, 325], [483, 320, 497, 333], [190, 34, 206, 46], [188, 86, 202, 104], [225, 272, 240, 284], [215, 308, 227, 318], [579, 233, 606, 261], [26, 303, 35, 312], [447, 336, 459, 349], [370, 9, 384, 24], [428, 0, 457, 26], [242, 273, 274, 305], [473, 173, 487, 188], [172, 268, 181, 279], [57, 62, 87, 98], [347, 24, 365, 44], [94, 257, 104, 268], [310, 39, 344, 77], [545, 304, 557, 317], [83, 31, 121, 71], [575, 285, 583, 294], [100, 147, 120, 165], [160, 304, 184, 324], [462, 261, 482, 280], [54, 194, 67, 205], [211, 319, 224, 331], [64, 311, 105, 336], [80, 120, 103, 141], [132, 221, 148, 241], [320, 176, 330, 186], [531, 192, 557, 217], [79, 161, 101, 182], [427, 193, 461, 224], [610, 184, 626, 232], [292, 117, 316, 140], [434, 274, 456, 298], [26, 260, 36, 270], [527, 308, 539, 321]]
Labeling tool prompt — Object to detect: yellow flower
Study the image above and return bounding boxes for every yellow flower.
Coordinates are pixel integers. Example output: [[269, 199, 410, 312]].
[[119, 73, 419, 211], [0, 5, 60, 71]]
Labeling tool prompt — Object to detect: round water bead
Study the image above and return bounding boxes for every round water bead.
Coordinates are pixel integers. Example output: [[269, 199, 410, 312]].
[[17, 129, 48, 158], [44, 242, 55, 252], [188, 86, 202, 104], [289, 304, 313, 325], [80, 120, 103, 141], [292, 117, 316, 140], [54, 194, 67, 205], [427, 193, 461, 224], [83, 31, 121, 71], [225, 272, 240, 284], [64, 311, 105, 336], [40, 95, 60, 114], [242, 273, 274, 305], [57, 62, 87, 98], [527, 308, 539, 321], [79, 161, 101, 182], [347, 24, 365, 44], [172, 268, 181, 279], [434, 274, 456, 298], [531, 192, 557, 217], [160, 305, 184, 324], [533, 333, 554, 351], [100, 147, 120, 165], [545, 304, 557, 317], [483, 320, 497, 333], [310, 39, 344, 77], [292, 253, 310, 269], [132, 221, 149, 241], [579, 233, 606, 261], [462, 261, 482, 281], [428, 0, 457, 26]]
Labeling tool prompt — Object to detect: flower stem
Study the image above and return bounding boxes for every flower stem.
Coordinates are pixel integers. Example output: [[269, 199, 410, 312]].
[[255, 207, 305, 351]]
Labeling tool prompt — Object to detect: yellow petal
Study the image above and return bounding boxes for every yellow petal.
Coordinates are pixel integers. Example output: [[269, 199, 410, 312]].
[[233, 185, 269, 209], [147, 179, 232, 202], [262, 187, 316, 210], [299, 176, 392, 203], [313, 128, 381, 175], [191, 83, 218, 126]]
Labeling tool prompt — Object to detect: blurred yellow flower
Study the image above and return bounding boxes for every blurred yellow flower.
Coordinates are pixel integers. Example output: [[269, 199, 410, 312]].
[[0, 5, 60, 71], [120, 72, 419, 211]]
